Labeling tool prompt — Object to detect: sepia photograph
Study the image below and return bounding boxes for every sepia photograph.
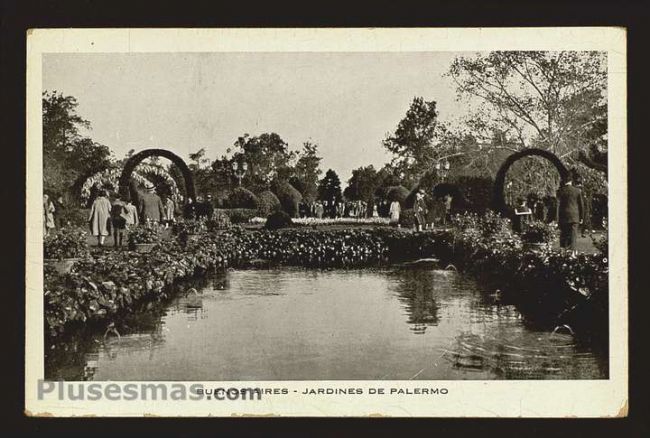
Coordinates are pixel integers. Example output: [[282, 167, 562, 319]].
[[25, 28, 627, 417]]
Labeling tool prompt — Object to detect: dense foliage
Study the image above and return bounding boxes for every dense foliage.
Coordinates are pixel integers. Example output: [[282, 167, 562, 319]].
[[127, 225, 162, 246], [386, 185, 411, 205], [216, 208, 258, 224], [256, 190, 281, 217], [271, 180, 303, 218], [44, 227, 89, 260], [227, 187, 259, 209], [264, 211, 293, 230], [45, 214, 608, 339], [522, 221, 557, 244]]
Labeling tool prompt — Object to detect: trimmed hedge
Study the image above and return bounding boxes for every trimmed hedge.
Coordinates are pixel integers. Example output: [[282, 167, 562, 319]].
[[272, 181, 303, 218], [227, 187, 259, 209], [265, 211, 293, 230], [257, 190, 281, 217]]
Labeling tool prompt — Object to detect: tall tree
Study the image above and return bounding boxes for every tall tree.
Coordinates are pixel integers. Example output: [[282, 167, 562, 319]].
[[382, 97, 449, 188], [448, 51, 607, 161], [232, 133, 295, 192], [291, 141, 323, 201], [42, 91, 111, 199], [344, 165, 380, 202], [317, 169, 342, 202]]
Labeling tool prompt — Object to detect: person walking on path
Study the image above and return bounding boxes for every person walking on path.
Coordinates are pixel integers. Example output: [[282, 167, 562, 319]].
[[389, 199, 401, 226], [163, 195, 176, 228], [556, 175, 584, 252], [414, 190, 428, 232], [573, 175, 592, 237], [88, 190, 112, 246], [43, 194, 56, 235], [138, 186, 165, 224], [110, 194, 128, 248], [53, 195, 66, 229], [183, 197, 196, 220], [124, 197, 139, 228]]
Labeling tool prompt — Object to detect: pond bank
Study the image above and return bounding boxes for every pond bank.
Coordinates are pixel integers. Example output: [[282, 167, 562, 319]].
[[45, 226, 608, 342]]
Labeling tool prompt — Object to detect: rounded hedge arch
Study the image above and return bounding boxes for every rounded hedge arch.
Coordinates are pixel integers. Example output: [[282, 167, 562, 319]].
[[492, 148, 569, 215], [118, 149, 196, 201]]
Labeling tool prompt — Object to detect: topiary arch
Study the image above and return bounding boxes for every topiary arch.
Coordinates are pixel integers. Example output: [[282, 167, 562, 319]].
[[119, 149, 196, 201], [492, 148, 569, 215]]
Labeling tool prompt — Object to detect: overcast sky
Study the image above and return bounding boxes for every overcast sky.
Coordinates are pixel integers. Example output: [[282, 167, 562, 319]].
[[43, 52, 468, 181]]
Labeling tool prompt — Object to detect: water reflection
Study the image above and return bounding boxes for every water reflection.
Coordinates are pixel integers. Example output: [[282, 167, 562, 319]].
[[45, 268, 607, 381], [391, 269, 440, 333]]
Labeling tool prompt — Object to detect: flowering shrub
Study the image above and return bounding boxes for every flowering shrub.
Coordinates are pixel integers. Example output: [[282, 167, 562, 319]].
[[522, 220, 557, 243], [206, 212, 231, 231], [591, 229, 608, 255], [44, 227, 89, 260], [451, 211, 511, 237], [172, 220, 207, 236], [250, 216, 391, 226], [127, 224, 162, 245]]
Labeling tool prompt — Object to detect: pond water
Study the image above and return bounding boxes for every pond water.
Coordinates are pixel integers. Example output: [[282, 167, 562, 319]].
[[45, 267, 608, 381]]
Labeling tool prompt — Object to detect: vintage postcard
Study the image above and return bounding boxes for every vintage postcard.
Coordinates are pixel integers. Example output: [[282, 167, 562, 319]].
[[25, 27, 627, 417]]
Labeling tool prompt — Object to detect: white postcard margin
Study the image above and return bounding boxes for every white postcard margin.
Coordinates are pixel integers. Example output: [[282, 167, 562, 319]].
[[25, 27, 627, 417]]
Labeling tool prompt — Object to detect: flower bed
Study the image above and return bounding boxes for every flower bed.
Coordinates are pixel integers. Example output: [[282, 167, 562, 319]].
[[44, 214, 608, 340], [250, 216, 391, 226]]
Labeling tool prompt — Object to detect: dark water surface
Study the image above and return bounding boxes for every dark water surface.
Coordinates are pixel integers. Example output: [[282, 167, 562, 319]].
[[46, 268, 608, 380]]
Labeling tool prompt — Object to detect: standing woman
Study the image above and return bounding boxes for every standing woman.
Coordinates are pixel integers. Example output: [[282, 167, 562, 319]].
[[43, 194, 56, 235], [389, 199, 401, 226], [88, 190, 112, 247]]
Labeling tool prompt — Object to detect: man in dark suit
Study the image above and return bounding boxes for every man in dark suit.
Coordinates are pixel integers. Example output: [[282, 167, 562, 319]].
[[556, 175, 584, 251], [138, 186, 165, 224]]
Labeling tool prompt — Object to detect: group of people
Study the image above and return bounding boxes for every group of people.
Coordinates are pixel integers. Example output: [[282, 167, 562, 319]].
[[296, 194, 452, 230], [412, 191, 453, 231], [512, 173, 587, 251], [86, 186, 179, 247], [42, 194, 67, 235], [298, 199, 382, 220]]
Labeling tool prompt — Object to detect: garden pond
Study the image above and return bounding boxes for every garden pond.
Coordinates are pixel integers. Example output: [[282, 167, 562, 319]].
[[45, 266, 608, 380]]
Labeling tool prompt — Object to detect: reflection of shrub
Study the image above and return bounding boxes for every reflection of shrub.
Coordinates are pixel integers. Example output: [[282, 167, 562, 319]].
[[398, 209, 416, 228], [44, 227, 89, 260], [257, 190, 281, 217], [217, 208, 258, 224], [227, 187, 259, 209], [265, 211, 293, 230], [522, 221, 556, 243], [272, 181, 303, 218]]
